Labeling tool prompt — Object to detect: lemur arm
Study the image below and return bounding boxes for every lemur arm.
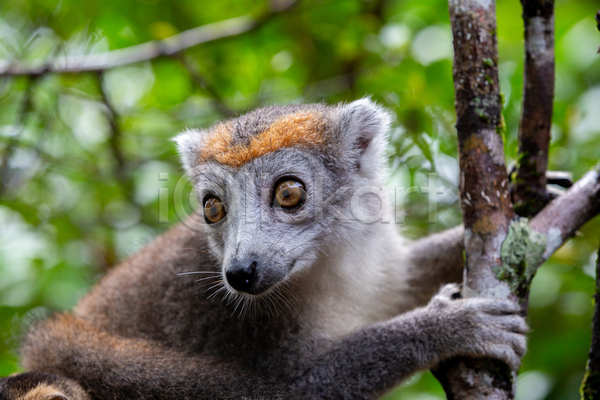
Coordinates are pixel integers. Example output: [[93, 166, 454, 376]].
[[406, 225, 465, 307], [294, 284, 525, 400], [0, 285, 525, 400]]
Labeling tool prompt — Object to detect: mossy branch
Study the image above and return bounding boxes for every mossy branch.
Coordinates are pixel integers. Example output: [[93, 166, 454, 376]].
[[512, 0, 555, 217], [581, 235, 600, 399]]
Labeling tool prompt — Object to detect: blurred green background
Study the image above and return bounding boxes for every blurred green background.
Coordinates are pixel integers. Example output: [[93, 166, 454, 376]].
[[0, 0, 599, 398]]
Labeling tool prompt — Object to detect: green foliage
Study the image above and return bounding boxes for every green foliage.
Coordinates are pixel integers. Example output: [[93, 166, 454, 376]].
[[0, 0, 599, 398]]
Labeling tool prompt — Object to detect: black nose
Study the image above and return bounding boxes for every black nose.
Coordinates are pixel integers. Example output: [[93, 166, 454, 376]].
[[226, 261, 258, 293]]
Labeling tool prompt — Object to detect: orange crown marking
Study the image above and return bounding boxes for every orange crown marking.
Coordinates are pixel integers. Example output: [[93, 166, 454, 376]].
[[201, 111, 328, 167]]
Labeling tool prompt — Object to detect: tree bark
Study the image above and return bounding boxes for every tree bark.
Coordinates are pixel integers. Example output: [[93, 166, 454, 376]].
[[434, 0, 599, 397], [512, 0, 555, 217], [596, 10, 600, 54], [579, 12, 600, 399], [581, 238, 600, 400], [433, 0, 518, 397]]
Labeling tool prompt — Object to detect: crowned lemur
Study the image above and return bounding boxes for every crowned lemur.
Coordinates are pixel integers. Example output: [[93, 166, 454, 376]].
[[0, 99, 527, 400]]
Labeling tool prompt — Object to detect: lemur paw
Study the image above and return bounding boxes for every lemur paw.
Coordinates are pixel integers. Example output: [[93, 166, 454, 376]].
[[426, 285, 528, 371], [431, 283, 462, 304]]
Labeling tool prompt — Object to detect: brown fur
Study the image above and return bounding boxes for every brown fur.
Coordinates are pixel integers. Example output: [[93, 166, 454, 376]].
[[0, 101, 491, 400], [7, 219, 467, 400], [202, 111, 329, 167], [0, 372, 89, 400], [23, 384, 65, 400]]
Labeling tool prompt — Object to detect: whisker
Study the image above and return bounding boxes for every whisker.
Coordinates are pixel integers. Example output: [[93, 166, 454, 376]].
[[274, 287, 298, 317], [237, 297, 248, 321], [281, 283, 302, 311], [194, 276, 222, 283], [231, 296, 244, 317], [207, 285, 227, 300], [204, 247, 224, 260], [204, 282, 225, 293], [197, 279, 223, 289], [269, 224, 313, 260], [189, 279, 223, 294], [225, 292, 238, 306], [180, 246, 224, 261], [264, 224, 295, 265], [178, 271, 221, 276], [338, 224, 380, 240], [206, 285, 227, 300], [341, 236, 374, 276], [279, 240, 312, 256]]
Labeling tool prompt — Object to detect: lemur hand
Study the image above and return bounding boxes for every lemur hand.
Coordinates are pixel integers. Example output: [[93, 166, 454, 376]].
[[423, 283, 528, 371]]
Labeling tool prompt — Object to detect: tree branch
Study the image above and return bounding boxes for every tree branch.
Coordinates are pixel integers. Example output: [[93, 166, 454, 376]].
[[512, 168, 599, 310], [435, 0, 598, 396], [581, 230, 600, 399], [0, 1, 299, 77], [583, 18, 600, 394], [512, 0, 555, 217], [176, 56, 235, 117], [97, 72, 131, 198], [529, 168, 600, 258], [596, 10, 600, 54], [433, 0, 519, 397]]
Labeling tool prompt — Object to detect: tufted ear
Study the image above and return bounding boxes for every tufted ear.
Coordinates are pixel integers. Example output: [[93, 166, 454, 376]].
[[335, 98, 392, 175], [173, 128, 204, 174]]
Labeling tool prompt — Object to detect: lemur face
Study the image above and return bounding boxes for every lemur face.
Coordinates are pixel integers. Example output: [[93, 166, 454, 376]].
[[192, 149, 333, 296], [175, 99, 391, 298]]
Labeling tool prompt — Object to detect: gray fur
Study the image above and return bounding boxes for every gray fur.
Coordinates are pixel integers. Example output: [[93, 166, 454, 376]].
[[0, 99, 527, 400]]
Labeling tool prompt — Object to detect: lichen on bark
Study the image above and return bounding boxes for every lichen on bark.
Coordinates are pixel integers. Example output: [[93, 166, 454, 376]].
[[581, 362, 600, 400], [496, 218, 547, 300]]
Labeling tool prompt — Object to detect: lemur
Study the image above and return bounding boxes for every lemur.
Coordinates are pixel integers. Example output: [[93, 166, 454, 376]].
[[0, 99, 527, 400]]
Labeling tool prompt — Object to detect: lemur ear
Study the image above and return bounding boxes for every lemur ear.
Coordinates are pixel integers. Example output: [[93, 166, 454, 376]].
[[336, 98, 392, 174], [173, 129, 204, 174]]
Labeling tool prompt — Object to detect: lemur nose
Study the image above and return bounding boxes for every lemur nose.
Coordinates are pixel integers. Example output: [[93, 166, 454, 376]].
[[226, 261, 258, 293]]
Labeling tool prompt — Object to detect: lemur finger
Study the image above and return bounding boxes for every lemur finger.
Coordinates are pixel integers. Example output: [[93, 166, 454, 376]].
[[485, 325, 527, 359], [510, 333, 528, 358], [439, 283, 461, 298], [489, 344, 522, 371], [463, 298, 521, 315], [431, 284, 461, 306], [495, 315, 529, 334]]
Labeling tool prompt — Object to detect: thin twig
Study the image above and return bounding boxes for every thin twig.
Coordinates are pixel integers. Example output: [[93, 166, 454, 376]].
[[0, 0, 300, 77], [512, 0, 555, 217], [97, 72, 130, 197], [176, 56, 235, 117], [1, 96, 58, 200], [0, 77, 36, 198]]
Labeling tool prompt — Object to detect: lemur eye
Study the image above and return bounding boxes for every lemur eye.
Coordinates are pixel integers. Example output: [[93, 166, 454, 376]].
[[203, 196, 226, 224], [273, 179, 306, 209]]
